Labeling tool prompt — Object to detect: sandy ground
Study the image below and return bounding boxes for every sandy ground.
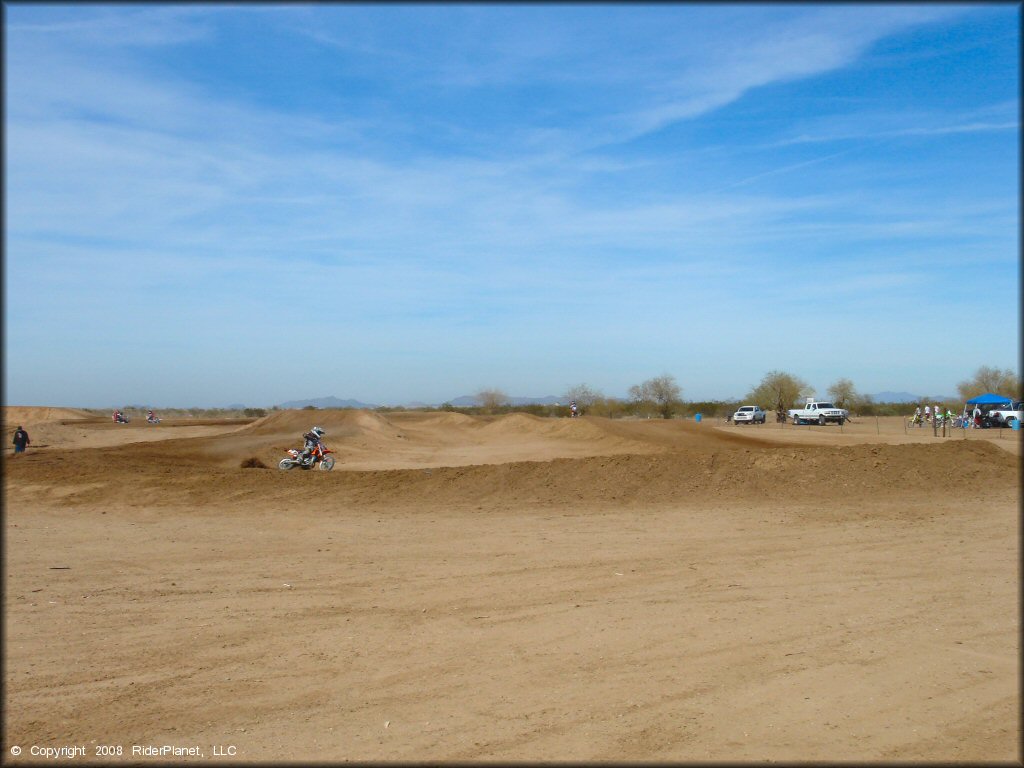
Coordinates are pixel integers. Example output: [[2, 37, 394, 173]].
[[3, 408, 1020, 763]]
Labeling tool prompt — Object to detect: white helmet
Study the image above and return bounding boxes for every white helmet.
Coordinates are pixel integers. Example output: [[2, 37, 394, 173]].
[[311, 426, 325, 438]]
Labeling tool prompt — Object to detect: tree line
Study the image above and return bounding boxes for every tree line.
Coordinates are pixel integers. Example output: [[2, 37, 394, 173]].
[[467, 365, 1021, 420], [90, 366, 1018, 420]]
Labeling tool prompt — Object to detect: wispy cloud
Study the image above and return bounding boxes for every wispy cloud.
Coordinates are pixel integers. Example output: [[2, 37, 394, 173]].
[[771, 117, 1018, 147], [5, 5, 217, 47]]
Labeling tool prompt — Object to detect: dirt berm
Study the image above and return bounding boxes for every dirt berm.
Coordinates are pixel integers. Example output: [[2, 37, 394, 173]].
[[6, 422, 1014, 514]]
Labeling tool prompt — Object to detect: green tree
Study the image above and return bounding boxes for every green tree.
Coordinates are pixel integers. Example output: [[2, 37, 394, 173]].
[[628, 374, 682, 419], [746, 370, 809, 419], [956, 366, 1021, 401]]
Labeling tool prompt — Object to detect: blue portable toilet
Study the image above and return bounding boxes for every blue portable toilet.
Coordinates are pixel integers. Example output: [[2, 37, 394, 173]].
[[694, 413, 702, 423]]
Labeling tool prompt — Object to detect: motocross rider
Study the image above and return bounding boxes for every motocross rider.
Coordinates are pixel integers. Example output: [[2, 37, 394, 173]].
[[299, 426, 326, 465]]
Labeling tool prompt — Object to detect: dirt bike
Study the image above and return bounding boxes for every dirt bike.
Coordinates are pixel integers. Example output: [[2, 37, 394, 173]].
[[146, 415, 161, 424], [279, 443, 335, 471], [113, 412, 130, 424]]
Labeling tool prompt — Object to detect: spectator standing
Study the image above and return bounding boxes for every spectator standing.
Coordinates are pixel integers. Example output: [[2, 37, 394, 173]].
[[12, 426, 30, 454], [972, 404, 982, 428], [914, 405, 922, 427], [924, 404, 931, 422]]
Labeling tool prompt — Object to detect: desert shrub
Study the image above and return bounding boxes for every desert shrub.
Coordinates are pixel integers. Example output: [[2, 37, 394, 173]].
[[746, 370, 810, 417], [957, 366, 1021, 400], [476, 389, 509, 412], [684, 400, 735, 418], [564, 383, 603, 408], [827, 378, 857, 409], [628, 374, 683, 419]]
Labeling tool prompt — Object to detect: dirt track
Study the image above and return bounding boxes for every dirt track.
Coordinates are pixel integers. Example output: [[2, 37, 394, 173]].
[[3, 409, 1020, 762]]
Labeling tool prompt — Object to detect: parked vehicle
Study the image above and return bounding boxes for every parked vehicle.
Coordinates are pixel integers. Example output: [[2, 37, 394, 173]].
[[788, 398, 849, 426], [985, 401, 1023, 426], [732, 405, 766, 424]]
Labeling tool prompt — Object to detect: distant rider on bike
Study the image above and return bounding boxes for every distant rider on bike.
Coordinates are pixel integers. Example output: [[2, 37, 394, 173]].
[[299, 426, 326, 466]]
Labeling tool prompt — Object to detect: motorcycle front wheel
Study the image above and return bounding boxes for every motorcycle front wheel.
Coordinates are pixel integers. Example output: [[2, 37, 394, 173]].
[[278, 458, 296, 470], [319, 456, 335, 471]]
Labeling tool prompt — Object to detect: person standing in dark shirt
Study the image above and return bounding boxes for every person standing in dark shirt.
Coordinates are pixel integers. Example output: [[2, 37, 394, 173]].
[[12, 426, 30, 454]]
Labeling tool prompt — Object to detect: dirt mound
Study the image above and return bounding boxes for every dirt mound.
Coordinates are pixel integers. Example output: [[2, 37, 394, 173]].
[[3, 406, 93, 428], [395, 411, 480, 428], [136, 412, 666, 470], [7, 433, 1016, 515], [308, 438, 1017, 511], [239, 408, 399, 438], [480, 413, 551, 434], [481, 413, 618, 441]]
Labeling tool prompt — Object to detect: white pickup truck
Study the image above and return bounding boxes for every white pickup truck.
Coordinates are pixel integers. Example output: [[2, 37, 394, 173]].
[[732, 405, 766, 424], [788, 399, 849, 426], [986, 401, 1023, 426]]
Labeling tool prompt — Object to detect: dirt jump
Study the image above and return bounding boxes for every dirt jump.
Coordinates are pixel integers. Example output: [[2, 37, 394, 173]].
[[3, 408, 1019, 762]]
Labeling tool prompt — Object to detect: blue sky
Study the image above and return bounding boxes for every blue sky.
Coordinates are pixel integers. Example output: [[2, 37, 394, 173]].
[[4, 4, 1019, 407]]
